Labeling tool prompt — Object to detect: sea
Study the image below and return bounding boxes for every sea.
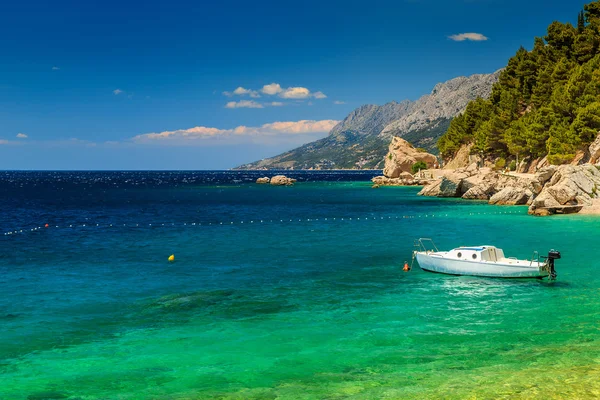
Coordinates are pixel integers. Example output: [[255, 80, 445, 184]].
[[1, 170, 600, 399]]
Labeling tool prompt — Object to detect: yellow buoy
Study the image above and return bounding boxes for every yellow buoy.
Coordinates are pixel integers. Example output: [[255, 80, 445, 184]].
[[168, 254, 175, 262]]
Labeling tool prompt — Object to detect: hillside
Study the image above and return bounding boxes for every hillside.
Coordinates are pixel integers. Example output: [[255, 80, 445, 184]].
[[438, 0, 600, 167], [236, 73, 499, 170]]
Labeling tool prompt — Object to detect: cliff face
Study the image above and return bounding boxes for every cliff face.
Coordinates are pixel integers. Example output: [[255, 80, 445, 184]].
[[236, 72, 499, 170]]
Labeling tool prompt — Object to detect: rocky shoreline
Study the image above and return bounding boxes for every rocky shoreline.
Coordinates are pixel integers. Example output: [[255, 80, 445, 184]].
[[414, 163, 600, 216]]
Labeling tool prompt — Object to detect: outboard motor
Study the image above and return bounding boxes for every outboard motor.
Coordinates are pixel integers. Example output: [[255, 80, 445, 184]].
[[545, 249, 561, 280]]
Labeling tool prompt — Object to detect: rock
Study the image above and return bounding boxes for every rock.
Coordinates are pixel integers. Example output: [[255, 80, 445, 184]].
[[418, 179, 443, 196], [462, 185, 493, 200], [443, 143, 474, 170], [383, 137, 438, 178], [531, 208, 552, 216], [256, 177, 270, 184], [372, 184, 380, 189], [535, 166, 557, 186], [418, 171, 468, 197], [371, 175, 420, 186], [488, 186, 532, 205], [270, 175, 297, 186], [589, 133, 600, 164], [528, 164, 600, 215]]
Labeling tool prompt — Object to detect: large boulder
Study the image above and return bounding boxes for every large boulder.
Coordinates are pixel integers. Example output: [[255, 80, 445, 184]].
[[383, 137, 438, 178], [589, 133, 600, 165], [489, 186, 532, 205], [256, 177, 270, 184], [528, 164, 600, 215], [418, 170, 469, 197], [270, 175, 297, 186]]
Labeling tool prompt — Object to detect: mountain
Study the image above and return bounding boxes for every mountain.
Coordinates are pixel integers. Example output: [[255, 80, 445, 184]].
[[236, 72, 500, 170], [379, 72, 501, 151]]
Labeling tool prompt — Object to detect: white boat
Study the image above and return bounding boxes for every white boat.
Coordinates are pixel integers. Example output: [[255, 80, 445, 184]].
[[413, 238, 560, 279]]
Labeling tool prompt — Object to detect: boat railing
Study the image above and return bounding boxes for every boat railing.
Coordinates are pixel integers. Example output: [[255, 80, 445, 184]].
[[415, 238, 439, 254], [530, 251, 540, 267]]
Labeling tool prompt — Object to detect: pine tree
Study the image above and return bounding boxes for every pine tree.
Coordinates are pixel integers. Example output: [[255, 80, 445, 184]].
[[578, 10, 586, 33]]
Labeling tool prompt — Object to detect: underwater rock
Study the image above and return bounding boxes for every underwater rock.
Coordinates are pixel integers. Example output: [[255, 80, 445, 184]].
[[27, 392, 68, 400]]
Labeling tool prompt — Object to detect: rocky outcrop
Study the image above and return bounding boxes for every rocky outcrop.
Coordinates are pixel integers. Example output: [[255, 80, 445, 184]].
[[528, 164, 600, 215], [418, 163, 600, 216], [443, 144, 475, 170], [418, 167, 541, 204], [382, 137, 438, 178], [371, 172, 433, 187], [589, 134, 600, 165], [270, 175, 297, 186], [256, 177, 270, 184], [489, 187, 532, 205]]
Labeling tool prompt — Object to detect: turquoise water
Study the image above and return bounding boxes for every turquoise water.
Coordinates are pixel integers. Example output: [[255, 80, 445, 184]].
[[2, 172, 600, 399]]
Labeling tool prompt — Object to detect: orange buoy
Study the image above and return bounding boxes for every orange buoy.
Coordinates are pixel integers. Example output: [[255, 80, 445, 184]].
[[44, 223, 49, 228], [403, 261, 410, 272]]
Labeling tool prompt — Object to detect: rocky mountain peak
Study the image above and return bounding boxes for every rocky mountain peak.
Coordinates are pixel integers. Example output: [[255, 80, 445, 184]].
[[379, 71, 501, 139]]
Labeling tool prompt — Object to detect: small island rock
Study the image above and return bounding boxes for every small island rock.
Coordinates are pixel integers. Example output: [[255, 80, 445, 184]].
[[270, 175, 297, 186], [256, 177, 270, 184]]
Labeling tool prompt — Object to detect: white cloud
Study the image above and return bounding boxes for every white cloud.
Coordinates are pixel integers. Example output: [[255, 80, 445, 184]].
[[113, 89, 123, 95], [52, 66, 60, 70], [16, 133, 28, 138], [261, 83, 283, 95], [448, 33, 488, 42], [132, 119, 339, 145], [225, 100, 264, 109], [269, 102, 284, 106], [233, 87, 260, 98], [227, 83, 327, 101], [333, 100, 346, 105], [0, 139, 8, 145], [223, 86, 260, 98], [280, 87, 311, 99]]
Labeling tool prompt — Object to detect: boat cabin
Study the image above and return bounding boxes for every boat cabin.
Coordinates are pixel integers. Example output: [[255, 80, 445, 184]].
[[447, 246, 505, 262]]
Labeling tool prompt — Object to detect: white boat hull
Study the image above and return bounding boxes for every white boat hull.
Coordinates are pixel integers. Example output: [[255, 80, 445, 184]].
[[415, 253, 549, 278]]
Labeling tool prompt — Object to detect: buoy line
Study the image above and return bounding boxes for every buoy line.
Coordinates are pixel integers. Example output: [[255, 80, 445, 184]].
[[2, 210, 525, 237]]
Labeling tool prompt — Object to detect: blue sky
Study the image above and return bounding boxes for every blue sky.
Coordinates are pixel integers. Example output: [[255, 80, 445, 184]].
[[0, 0, 589, 169]]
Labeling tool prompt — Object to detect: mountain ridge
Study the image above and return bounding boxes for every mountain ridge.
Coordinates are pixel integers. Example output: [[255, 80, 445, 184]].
[[235, 71, 500, 170]]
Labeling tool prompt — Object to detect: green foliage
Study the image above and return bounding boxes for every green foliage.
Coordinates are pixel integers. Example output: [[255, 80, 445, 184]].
[[494, 158, 506, 170], [509, 160, 517, 171], [411, 161, 428, 174], [388, 153, 392, 160], [438, 1, 600, 165]]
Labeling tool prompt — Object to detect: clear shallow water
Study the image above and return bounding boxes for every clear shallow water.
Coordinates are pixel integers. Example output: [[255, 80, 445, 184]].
[[1, 171, 600, 399]]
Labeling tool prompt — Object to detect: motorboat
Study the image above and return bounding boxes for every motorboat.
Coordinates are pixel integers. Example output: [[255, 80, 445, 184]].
[[412, 238, 560, 279]]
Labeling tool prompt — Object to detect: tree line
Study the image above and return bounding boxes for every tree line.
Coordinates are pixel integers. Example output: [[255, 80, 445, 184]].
[[438, 1, 600, 165]]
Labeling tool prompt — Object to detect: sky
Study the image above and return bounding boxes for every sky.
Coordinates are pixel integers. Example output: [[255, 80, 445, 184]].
[[0, 0, 590, 170]]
